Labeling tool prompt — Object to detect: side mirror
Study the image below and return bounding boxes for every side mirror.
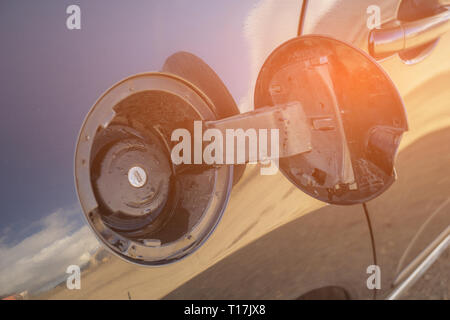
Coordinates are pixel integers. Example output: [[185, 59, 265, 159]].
[[255, 35, 408, 205]]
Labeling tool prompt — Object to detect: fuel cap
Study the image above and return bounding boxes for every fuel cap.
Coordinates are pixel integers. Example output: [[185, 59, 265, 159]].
[[90, 124, 174, 236], [94, 127, 171, 218]]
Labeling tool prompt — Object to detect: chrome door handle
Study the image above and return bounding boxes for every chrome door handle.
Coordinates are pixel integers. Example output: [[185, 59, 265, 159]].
[[369, 6, 450, 59]]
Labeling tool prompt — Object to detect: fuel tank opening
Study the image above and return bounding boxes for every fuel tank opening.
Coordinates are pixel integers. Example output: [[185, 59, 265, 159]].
[[75, 73, 233, 266]]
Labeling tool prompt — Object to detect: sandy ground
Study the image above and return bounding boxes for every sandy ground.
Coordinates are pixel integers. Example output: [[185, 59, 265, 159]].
[[37, 164, 327, 300], [38, 51, 450, 301], [162, 124, 450, 299], [38, 129, 449, 300]]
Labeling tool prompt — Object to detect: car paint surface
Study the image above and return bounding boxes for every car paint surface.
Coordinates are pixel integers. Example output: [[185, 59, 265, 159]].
[[0, 0, 448, 299]]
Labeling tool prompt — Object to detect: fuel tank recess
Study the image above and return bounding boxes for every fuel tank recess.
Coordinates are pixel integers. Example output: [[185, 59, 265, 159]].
[[75, 72, 233, 265]]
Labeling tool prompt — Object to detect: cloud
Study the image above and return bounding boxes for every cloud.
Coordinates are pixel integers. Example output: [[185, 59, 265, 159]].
[[0, 207, 99, 296]]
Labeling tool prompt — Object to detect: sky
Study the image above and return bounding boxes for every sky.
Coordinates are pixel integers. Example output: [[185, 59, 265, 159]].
[[0, 207, 99, 295]]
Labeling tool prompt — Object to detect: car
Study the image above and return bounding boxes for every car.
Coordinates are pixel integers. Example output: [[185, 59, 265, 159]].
[[0, 0, 448, 300]]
